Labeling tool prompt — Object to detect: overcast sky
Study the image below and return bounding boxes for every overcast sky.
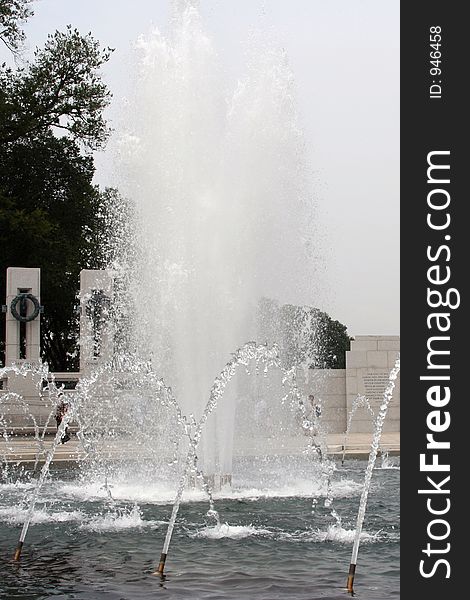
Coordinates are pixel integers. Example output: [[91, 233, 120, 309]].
[[13, 0, 399, 336]]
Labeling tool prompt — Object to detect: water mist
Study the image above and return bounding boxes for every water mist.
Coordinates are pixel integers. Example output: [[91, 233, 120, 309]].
[[111, 1, 317, 477]]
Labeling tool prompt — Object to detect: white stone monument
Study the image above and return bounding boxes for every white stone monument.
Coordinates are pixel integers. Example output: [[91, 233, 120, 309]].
[[1, 268, 47, 428], [4, 267, 41, 366], [79, 270, 114, 373]]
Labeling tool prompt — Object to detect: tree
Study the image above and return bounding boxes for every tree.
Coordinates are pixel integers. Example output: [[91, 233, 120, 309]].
[[258, 298, 351, 369], [0, 9, 114, 370], [0, 26, 112, 149], [307, 309, 351, 369], [0, 133, 113, 370], [0, 0, 34, 54]]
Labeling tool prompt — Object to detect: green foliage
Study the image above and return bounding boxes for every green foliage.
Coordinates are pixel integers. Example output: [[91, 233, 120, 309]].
[[0, 26, 113, 149], [0, 133, 113, 370], [0, 0, 34, 54], [0, 12, 115, 370], [258, 298, 351, 369]]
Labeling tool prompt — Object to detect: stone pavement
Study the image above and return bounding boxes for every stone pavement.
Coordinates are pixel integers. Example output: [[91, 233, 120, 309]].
[[1, 432, 399, 464], [326, 432, 399, 457]]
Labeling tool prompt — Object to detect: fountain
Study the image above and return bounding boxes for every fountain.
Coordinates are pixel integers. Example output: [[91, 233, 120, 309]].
[[0, 2, 400, 597], [1, 299, 400, 595], [110, 0, 316, 484]]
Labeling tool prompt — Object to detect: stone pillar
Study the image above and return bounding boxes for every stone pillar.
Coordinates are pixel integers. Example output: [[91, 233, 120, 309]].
[[5, 267, 41, 367], [79, 270, 114, 373], [1, 268, 47, 429]]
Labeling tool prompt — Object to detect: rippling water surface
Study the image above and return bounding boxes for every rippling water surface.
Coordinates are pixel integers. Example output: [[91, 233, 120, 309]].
[[0, 459, 399, 599]]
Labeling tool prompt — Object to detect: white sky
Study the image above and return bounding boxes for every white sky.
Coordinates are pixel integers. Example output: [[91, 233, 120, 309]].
[[13, 0, 399, 336]]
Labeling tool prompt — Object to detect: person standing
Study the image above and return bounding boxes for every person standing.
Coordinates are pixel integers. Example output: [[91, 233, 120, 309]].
[[305, 394, 323, 460], [55, 395, 71, 444]]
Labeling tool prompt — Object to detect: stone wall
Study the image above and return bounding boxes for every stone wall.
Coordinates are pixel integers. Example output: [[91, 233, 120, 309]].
[[346, 336, 400, 433]]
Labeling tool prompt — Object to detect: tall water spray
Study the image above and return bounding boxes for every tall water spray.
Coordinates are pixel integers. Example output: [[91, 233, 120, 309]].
[[111, 2, 316, 476]]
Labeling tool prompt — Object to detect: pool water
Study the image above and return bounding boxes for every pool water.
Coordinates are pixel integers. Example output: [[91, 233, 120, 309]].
[[0, 459, 399, 599]]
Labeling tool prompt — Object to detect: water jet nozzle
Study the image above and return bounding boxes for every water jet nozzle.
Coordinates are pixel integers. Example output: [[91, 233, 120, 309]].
[[154, 552, 167, 577], [346, 563, 356, 593], [13, 541, 23, 561]]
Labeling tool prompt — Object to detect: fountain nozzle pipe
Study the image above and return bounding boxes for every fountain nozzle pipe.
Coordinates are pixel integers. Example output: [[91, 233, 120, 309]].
[[13, 541, 23, 561], [154, 552, 167, 577], [346, 563, 356, 593]]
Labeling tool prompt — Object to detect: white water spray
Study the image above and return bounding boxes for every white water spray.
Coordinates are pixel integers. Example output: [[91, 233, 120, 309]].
[[346, 355, 400, 592], [111, 0, 316, 477]]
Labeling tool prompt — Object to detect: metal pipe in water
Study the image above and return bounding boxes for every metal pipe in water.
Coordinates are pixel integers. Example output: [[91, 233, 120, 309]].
[[346, 356, 400, 593], [153, 342, 279, 576], [13, 407, 74, 560]]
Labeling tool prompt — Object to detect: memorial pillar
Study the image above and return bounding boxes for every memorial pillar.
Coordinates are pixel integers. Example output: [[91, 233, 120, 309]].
[[4, 267, 42, 367], [79, 270, 114, 373]]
